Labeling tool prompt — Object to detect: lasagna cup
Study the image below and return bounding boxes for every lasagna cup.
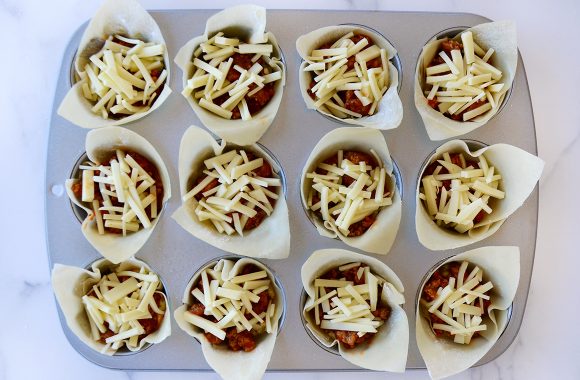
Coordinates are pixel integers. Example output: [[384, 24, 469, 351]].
[[174, 256, 284, 380], [415, 139, 542, 251], [296, 25, 403, 130], [51, 257, 171, 355], [301, 249, 408, 372], [414, 21, 517, 140], [416, 246, 520, 379], [175, 5, 286, 146], [172, 125, 290, 259], [65, 126, 171, 263], [300, 127, 401, 255], [58, 0, 172, 129]]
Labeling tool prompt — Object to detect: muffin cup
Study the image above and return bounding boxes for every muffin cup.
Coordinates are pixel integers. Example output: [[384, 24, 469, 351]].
[[414, 21, 517, 140], [415, 246, 519, 379], [51, 257, 171, 356], [171, 125, 290, 259], [415, 139, 543, 251], [174, 5, 286, 146], [65, 126, 171, 263], [300, 127, 402, 255], [300, 248, 408, 372], [58, 0, 172, 129], [296, 24, 403, 130], [174, 255, 285, 380]]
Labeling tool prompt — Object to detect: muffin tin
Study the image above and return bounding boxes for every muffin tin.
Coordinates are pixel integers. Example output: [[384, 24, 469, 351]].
[[46, 10, 538, 370]]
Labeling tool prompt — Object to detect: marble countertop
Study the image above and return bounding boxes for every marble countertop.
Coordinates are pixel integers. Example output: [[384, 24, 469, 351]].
[[2, 0, 579, 379]]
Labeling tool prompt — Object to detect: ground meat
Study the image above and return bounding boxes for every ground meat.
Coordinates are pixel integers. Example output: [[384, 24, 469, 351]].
[[429, 55, 445, 66], [307, 80, 317, 100], [253, 291, 270, 315], [99, 328, 116, 344], [425, 40, 491, 122], [311, 34, 384, 113], [74, 151, 163, 234], [422, 153, 485, 227], [372, 305, 391, 320], [342, 266, 366, 284], [422, 262, 462, 302], [344, 151, 377, 167], [321, 268, 341, 280], [448, 100, 487, 121], [428, 99, 439, 110], [243, 209, 267, 231], [345, 34, 381, 70], [316, 264, 392, 349], [202, 52, 276, 117], [347, 215, 377, 237], [191, 176, 219, 201], [246, 152, 273, 178], [188, 303, 205, 316], [246, 83, 275, 113], [204, 332, 223, 345], [187, 150, 277, 232], [312, 150, 383, 236], [226, 328, 257, 352], [335, 330, 374, 349], [226, 53, 254, 82], [138, 293, 165, 335], [422, 261, 492, 338], [423, 153, 480, 191], [440, 40, 463, 55], [344, 90, 371, 115]]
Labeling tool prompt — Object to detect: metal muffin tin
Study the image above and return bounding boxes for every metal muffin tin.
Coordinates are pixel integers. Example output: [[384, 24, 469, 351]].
[[45, 10, 538, 371]]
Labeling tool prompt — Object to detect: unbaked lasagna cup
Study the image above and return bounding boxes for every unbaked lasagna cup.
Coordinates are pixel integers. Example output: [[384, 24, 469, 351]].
[[300, 249, 408, 372], [415, 139, 542, 251], [174, 255, 285, 380], [300, 127, 402, 255], [172, 125, 290, 259], [174, 5, 286, 146], [51, 257, 171, 356], [296, 24, 403, 129], [65, 126, 171, 263], [414, 21, 517, 140], [415, 246, 519, 379], [58, 0, 172, 129]]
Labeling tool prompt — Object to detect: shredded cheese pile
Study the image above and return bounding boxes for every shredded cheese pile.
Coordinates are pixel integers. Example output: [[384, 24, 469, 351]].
[[424, 31, 504, 121], [423, 261, 493, 344], [182, 32, 283, 120], [82, 265, 165, 352], [184, 262, 277, 339], [183, 149, 281, 236], [306, 150, 392, 236], [78, 150, 159, 235], [306, 263, 386, 337], [78, 35, 167, 119], [419, 151, 504, 233], [304, 32, 390, 118]]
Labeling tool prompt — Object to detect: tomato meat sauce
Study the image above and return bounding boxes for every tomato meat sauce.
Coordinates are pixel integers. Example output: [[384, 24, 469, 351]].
[[421, 261, 491, 339], [425, 40, 486, 121], [312, 264, 391, 349], [312, 150, 387, 237], [308, 33, 382, 116], [72, 150, 164, 234], [187, 264, 274, 352], [188, 151, 276, 232], [202, 51, 276, 119], [87, 276, 165, 345], [105, 36, 165, 117], [421, 152, 486, 225]]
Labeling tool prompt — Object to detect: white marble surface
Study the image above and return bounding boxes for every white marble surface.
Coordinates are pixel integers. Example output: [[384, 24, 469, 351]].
[[1, 0, 579, 379]]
